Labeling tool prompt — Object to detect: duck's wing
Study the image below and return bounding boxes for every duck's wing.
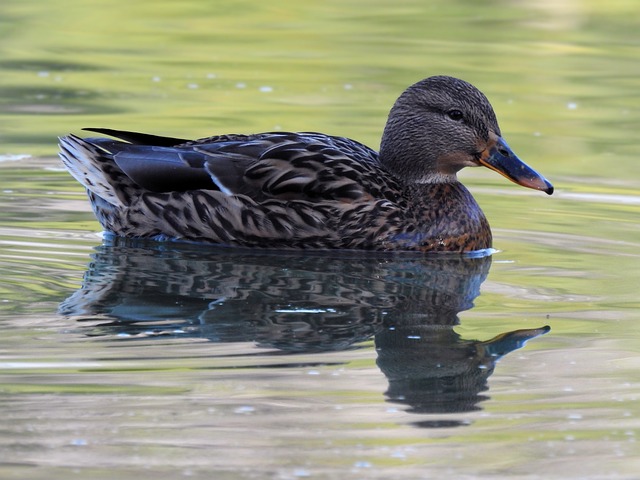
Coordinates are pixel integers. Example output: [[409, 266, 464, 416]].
[[83, 129, 394, 203]]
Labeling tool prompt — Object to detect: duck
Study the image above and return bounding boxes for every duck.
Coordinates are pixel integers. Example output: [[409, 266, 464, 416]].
[[58, 75, 553, 253]]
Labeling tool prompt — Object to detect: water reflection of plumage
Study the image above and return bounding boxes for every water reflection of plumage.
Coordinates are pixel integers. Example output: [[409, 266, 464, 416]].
[[60, 240, 548, 416]]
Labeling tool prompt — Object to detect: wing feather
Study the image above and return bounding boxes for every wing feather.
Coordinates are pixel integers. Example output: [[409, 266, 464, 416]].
[[80, 130, 395, 204]]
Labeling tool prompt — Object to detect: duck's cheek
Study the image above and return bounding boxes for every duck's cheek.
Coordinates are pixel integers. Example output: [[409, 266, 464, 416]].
[[435, 151, 479, 174]]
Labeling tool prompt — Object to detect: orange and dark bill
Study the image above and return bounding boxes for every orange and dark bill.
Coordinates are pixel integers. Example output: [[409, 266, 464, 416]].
[[479, 137, 553, 195]]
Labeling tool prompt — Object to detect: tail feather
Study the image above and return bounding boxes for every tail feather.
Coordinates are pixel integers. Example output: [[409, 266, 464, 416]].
[[58, 134, 130, 207]]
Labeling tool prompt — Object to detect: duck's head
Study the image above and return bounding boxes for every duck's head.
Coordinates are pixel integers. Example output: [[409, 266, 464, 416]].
[[379, 76, 553, 195]]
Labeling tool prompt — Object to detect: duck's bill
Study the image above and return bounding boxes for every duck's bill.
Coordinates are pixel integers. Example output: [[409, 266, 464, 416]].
[[479, 137, 554, 195]]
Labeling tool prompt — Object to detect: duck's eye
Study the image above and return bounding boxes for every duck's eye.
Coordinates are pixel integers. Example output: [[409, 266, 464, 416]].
[[447, 109, 464, 121]]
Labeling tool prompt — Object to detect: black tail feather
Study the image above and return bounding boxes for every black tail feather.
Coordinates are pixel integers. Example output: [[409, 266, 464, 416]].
[[83, 128, 190, 147]]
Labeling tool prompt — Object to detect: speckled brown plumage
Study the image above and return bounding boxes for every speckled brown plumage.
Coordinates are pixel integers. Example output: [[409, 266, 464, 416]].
[[59, 76, 553, 253]]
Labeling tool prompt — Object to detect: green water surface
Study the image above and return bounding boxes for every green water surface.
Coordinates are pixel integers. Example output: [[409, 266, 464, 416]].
[[1, 1, 639, 479]]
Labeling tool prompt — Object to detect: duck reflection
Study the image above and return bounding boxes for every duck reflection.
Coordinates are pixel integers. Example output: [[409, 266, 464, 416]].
[[377, 325, 549, 423], [60, 238, 548, 419]]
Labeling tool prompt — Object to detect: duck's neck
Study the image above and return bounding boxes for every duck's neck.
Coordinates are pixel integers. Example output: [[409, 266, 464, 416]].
[[406, 181, 492, 252], [410, 180, 487, 224], [413, 172, 459, 185]]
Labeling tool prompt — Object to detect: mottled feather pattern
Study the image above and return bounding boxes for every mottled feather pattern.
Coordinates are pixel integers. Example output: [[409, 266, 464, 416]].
[[58, 130, 491, 252], [59, 76, 552, 252], [58, 135, 134, 207], [191, 132, 394, 203]]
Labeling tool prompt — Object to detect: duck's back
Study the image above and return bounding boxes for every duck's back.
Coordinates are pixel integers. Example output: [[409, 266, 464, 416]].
[[60, 130, 443, 250], [76, 130, 399, 200]]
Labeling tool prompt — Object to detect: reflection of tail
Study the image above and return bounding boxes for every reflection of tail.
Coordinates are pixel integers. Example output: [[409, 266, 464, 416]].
[[481, 325, 550, 358], [58, 134, 131, 208]]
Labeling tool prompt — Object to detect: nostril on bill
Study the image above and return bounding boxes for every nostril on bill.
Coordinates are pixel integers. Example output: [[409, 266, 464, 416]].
[[498, 147, 510, 157]]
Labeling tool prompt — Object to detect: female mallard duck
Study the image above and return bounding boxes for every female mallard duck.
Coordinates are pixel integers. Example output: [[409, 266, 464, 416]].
[[59, 75, 553, 252]]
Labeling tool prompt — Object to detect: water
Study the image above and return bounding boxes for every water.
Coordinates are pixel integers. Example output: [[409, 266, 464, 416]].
[[1, 0, 640, 478]]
